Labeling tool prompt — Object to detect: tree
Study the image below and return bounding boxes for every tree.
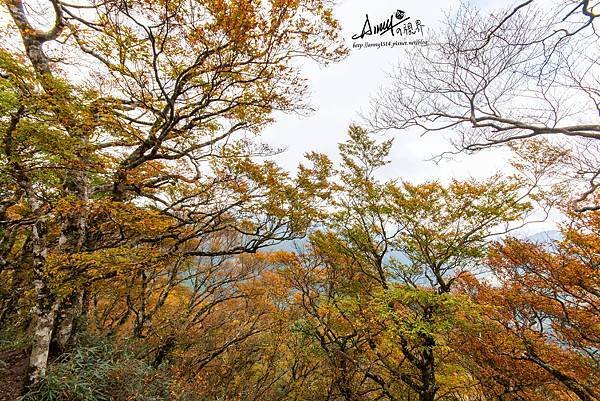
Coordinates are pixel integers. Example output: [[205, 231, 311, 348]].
[[371, 0, 600, 212], [283, 126, 534, 401], [460, 204, 599, 401], [0, 0, 345, 385]]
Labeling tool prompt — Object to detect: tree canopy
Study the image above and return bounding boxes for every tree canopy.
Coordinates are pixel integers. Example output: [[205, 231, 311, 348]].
[[0, 1, 598, 401]]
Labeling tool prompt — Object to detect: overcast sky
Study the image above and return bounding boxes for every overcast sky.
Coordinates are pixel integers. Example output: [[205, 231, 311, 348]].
[[261, 0, 561, 234], [10, 0, 559, 234], [263, 0, 514, 182]]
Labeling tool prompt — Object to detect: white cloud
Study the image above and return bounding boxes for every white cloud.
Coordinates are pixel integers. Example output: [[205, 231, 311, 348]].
[[262, 0, 502, 181], [261, 0, 563, 234]]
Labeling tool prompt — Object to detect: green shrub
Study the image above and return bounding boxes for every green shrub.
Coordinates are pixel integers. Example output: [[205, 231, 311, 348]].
[[22, 337, 171, 401], [0, 327, 31, 353]]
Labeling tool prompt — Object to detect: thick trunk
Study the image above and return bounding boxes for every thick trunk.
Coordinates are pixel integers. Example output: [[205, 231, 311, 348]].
[[7, 0, 89, 383], [27, 220, 55, 385], [418, 388, 437, 401], [51, 291, 84, 356], [52, 170, 89, 355], [28, 297, 59, 384]]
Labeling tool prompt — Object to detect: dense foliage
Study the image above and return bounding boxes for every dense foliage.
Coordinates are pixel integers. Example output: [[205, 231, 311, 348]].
[[0, 1, 598, 401]]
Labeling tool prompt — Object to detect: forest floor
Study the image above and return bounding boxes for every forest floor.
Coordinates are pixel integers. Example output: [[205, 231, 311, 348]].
[[0, 349, 28, 401]]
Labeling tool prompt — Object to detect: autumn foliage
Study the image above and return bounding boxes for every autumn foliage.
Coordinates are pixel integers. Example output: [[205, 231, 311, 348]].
[[0, 1, 598, 401]]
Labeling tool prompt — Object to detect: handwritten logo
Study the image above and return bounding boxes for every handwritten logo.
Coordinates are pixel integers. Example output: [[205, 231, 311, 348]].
[[351, 9, 427, 49]]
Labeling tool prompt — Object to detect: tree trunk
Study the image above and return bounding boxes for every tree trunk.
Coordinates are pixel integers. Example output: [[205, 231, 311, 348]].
[[418, 342, 438, 401], [418, 308, 438, 401], [418, 387, 437, 401], [28, 297, 59, 385], [528, 353, 598, 401], [27, 220, 56, 385], [7, 0, 89, 384], [50, 291, 84, 357], [152, 336, 177, 368]]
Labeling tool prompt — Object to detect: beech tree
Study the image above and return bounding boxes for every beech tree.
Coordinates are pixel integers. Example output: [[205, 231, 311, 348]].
[[2, 1, 599, 400], [460, 204, 599, 401], [371, 0, 600, 212], [0, 0, 345, 385], [283, 126, 534, 401]]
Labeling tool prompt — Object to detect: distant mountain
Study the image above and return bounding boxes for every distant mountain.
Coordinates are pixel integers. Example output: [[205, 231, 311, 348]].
[[262, 230, 563, 257], [261, 238, 308, 253], [526, 230, 562, 244]]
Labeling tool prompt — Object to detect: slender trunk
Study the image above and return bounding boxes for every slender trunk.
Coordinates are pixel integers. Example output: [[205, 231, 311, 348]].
[[12, 140, 54, 386], [133, 268, 148, 338], [417, 306, 438, 401], [0, 233, 32, 324], [6, 104, 55, 386], [152, 336, 177, 368], [74, 288, 90, 342]]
